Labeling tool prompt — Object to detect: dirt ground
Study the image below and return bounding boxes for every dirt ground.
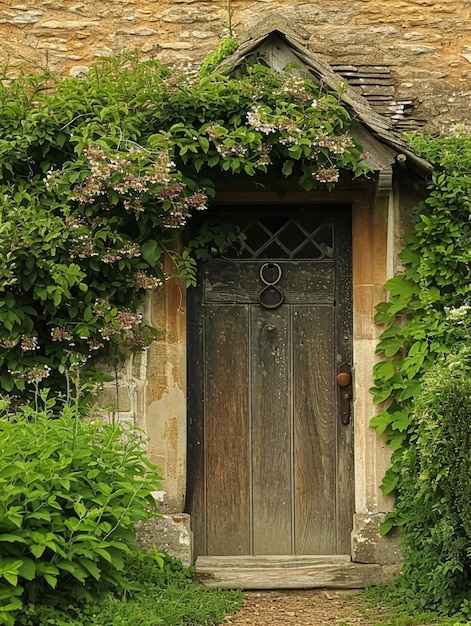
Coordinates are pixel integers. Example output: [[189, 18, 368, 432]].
[[221, 590, 393, 625]]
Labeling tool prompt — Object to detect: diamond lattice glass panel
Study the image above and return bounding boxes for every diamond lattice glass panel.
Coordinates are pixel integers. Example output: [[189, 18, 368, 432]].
[[294, 224, 333, 259], [277, 221, 310, 252], [221, 208, 336, 260], [261, 216, 291, 233], [257, 241, 291, 259], [238, 222, 272, 258]]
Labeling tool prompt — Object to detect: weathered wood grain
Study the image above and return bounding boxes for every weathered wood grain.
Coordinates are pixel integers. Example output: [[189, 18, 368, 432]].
[[204, 261, 335, 305], [293, 305, 337, 554], [197, 555, 351, 567], [195, 556, 384, 589], [251, 307, 292, 554], [334, 206, 355, 553], [205, 305, 251, 555], [189, 206, 354, 558]]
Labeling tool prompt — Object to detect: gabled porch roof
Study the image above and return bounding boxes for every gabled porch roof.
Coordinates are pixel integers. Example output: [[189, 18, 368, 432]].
[[220, 16, 431, 174]]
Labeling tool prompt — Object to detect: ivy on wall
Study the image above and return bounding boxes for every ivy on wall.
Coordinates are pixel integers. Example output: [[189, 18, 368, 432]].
[[0, 48, 371, 399], [370, 130, 471, 519], [368, 131, 471, 613]]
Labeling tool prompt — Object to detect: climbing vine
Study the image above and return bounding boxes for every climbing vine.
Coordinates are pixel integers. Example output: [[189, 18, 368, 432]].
[[0, 45, 370, 400], [368, 131, 471, 615], [370, 130, 471, 506]]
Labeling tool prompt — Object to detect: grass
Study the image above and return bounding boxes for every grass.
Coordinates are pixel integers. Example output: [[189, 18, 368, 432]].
[[14, 554, 243, 626], [358, 586, 471, 626], [13, 556, 471, 626]]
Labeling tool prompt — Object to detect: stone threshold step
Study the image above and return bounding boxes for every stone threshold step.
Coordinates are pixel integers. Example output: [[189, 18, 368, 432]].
[[195, 555, 383, 589]]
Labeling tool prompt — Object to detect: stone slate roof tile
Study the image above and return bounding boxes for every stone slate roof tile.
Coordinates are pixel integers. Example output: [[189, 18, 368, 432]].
[[220, 18, 431, 173]]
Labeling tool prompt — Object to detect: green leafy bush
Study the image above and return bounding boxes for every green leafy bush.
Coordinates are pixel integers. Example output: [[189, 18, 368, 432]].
[[369, 131, 471, 613], [382, 347, 471, 614], [0, 395, 162, 624], [370, 132, 471, 503], [14, 551, 242, 626], [0, 49, 370, 401]]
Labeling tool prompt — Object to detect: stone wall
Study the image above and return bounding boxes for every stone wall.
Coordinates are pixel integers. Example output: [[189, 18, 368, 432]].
[[0, 0, 465, 568], [1, 0, 470, 132], [95, 272, 187, 515]]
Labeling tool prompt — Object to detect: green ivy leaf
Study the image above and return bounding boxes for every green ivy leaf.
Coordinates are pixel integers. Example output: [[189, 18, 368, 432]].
[[282, 160, 294, 176], [370, 385, 393, 404], [141, 240, 162, 265], [373, 360, 396, 381], [381, 469, 398, 495]]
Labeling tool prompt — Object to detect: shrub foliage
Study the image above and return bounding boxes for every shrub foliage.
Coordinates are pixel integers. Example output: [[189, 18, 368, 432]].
[[0, 395, 162, 624], [0, 49, 370, 400], [392, 350, 471, 614], [14, 552, 242, 626], [370, 131, 471, 500], [370, 132, 471, 613]]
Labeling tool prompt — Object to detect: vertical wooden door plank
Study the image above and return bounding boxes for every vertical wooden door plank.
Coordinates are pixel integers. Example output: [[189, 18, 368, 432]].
[[336, 418, 355, 553], [189, 205, 354, 558], [205, 305, 251, 555], [251, 307, 292, 554], [293, 305, 337, 554]]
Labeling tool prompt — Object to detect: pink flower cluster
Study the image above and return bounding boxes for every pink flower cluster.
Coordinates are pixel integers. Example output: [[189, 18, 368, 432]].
[[98, 309, 142, 340], [20, 335, 39, 351], [51, 327, 73, 342], [315, 166, 340, 183], [311, 131, 354, 156], [157, 184, 185, 200], [186, 191, 208, 212], [135, 271, 163, 290], [1, 339, 17, 349], [123, 198, 144, 212], [274, 75, 314, 102], [161, 207, 192, 229], [69, 233, 141, 263], [205, 123, 227, 141], [93, 299, 111, 318], [256, 146, 272, 167], [72, 145, 176, 209], [69, 234, 97, 260], [101, 243, 140, 264], [87, 339, 104, 351], [114, 310, 142, 331], [246, 106, 277, 135], [8, 364, 51, 384], [68, 143, 209, 229]]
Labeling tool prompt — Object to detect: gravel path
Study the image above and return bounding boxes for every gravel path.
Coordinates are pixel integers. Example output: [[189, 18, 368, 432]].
[[221, 590, 393, 625]]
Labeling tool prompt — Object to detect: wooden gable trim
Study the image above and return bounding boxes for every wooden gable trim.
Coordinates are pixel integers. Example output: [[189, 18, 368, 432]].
[[220, 26, 431, 174]]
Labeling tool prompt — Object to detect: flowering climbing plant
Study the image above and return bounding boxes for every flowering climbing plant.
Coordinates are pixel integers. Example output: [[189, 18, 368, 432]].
[[0, 48, 371, 399]]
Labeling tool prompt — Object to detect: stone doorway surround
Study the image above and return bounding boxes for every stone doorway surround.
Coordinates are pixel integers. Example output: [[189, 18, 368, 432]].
[[97, 18, 431, 584], [118, 173, 408, 585]]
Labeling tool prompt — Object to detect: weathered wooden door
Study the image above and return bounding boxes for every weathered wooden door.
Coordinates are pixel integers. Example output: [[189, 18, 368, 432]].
[[187, 204, 353, 557]]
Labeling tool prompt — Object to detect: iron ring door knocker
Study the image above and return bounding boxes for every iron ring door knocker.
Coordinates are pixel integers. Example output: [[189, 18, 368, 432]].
[[258, 262, 284, 309]]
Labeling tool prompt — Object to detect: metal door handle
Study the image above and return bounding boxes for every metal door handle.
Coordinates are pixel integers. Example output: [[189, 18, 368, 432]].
[[337, 363, 353, 425], [336, 372, 351, 387]]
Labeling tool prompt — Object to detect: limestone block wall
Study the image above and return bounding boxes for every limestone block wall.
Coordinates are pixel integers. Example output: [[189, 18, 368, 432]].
[[1, 0, 470, 132], [0, 0, 462, 564], [95, 275, 191, 561], [348, 173, 423, 568], [96, 273, 187, 515]]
